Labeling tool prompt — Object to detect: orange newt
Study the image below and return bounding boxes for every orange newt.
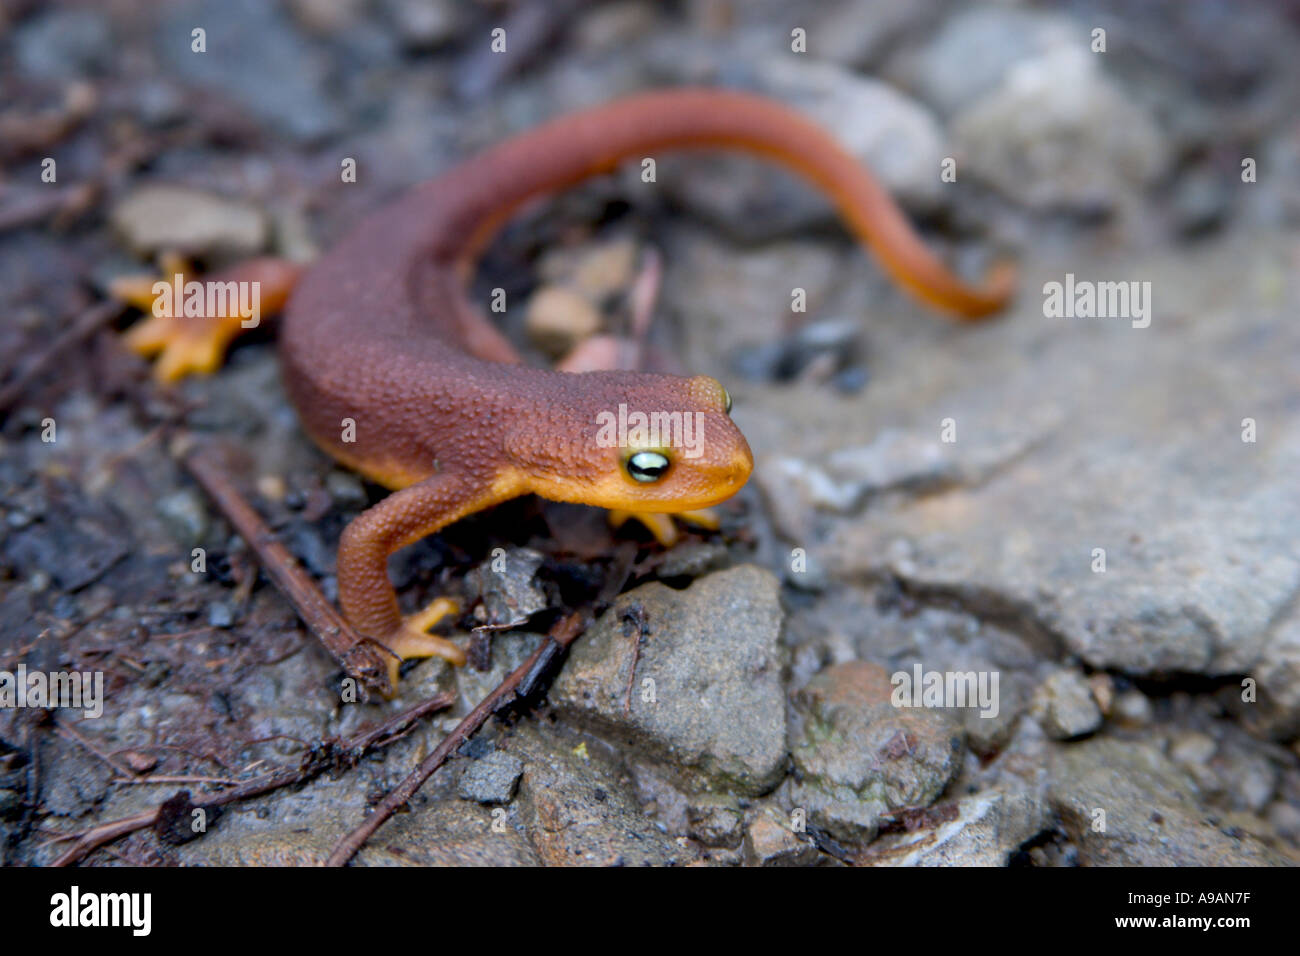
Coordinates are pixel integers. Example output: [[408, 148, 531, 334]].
[[119, 88, 1014, 688]]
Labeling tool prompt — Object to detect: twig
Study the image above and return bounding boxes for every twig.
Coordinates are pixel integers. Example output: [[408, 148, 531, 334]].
[[48, 692, 453, 866], [55, 721, 136, 779], [111, 775, 241, 786], [182, 442, 393, 697], [0, 300, 123, 414], [620, 602, 647, 717], [325, 610, 591, 867]]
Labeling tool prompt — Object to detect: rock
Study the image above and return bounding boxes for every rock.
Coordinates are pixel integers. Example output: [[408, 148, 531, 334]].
[[207, 601, 234, 628], [550, 565, 787, 796], [381, 0, 463, 50], [664, 60, 947, 238], [686, 795, 744, 849], [111, 186, 268, 258], [156, 487, 209, 549], [458, 750, 525, 805], [1047, 738, 1287, 866], [1245, 597, 1300, 738], [860, 783, 1049, 866], [895, 6, 1080, 117], [1267, 800, 1300, 843], [758, 58, 948, 210], [823, 234, 1300, 693], [1112, 689, 1154, 727], [743, 809, 822, 866], [1168, 730, 1217, 775], [463, 547, 549, 627], [654, 540, 730, 580], [524, 285, 603, 357], [513, 726, 684, 866], [953, 47, 1169, 212], [575, 2, 661, 54], [756, 417, 1053, 534], [542, 237, 639, 303], [1030, 669, 1102, 740], [789, 661, 964, 844]]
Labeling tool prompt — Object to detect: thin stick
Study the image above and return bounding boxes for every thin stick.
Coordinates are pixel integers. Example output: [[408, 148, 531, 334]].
[[325, 610, 590, 867], [48, 691, 453, 866], [183, 443, 394, 697], [55, 721, 136, 779], [0, 300, 123, 414]]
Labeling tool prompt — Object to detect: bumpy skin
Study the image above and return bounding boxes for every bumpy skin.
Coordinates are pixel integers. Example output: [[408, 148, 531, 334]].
[[276, 87, 1014, 677]]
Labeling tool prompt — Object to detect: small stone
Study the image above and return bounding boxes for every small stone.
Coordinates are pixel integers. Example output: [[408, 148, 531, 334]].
[[122, 752, 159, 774], [382, 0, 463, 49], [686, 796, 744, 849], [525, 285, 603, 357], [1112, 689, 1153, 726], [1266, 800, 1300, 842], [324, 470, 367, 507], [463, 547, 549, 627], [256, 474, 287, 503], [1168, 730, 1217, 769], [1031, 669, 1102, 740], [207, 602, 234, 629], [1087, 674, 1114, 716], [655, 541, 729, 579], [860, 783, 1049, 867], [458, 750, 525, 805], [568, 238, 639, 302], [743, 810, 821, 866], [156, 488, 209, 549], [111, 186, 268, 259]]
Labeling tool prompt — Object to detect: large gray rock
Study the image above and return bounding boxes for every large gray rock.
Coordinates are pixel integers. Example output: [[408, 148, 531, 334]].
[[953, 47, 1169, 211], [815, 235, 1300, 692], [550, 565, 787, 796], [892, 6, 1081, 117]]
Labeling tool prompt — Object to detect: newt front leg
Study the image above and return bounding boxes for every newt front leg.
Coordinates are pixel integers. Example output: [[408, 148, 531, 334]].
[[336, 470, 524, 688]]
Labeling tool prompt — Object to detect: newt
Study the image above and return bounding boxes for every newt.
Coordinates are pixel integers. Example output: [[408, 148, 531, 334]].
[[118, 88, 1015, 688]]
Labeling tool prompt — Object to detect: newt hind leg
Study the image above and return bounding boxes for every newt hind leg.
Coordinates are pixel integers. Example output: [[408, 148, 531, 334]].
[[114, 255, 302, 383]]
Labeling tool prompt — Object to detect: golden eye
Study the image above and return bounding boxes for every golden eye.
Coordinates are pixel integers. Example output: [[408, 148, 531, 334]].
[[723, 388, 732, 415], [627, 450, 670, 482]]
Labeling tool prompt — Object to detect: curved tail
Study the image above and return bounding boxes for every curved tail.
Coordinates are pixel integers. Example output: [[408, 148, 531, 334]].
[[423, 87, 1015, 319]]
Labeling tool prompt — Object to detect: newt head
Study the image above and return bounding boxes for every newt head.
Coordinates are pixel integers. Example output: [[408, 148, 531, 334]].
[[506, 372, 753, 513]]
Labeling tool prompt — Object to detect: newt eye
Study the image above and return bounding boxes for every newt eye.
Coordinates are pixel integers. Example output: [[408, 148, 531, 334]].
[[627, 450, 670, 482], [723, 388, 732, 415]]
